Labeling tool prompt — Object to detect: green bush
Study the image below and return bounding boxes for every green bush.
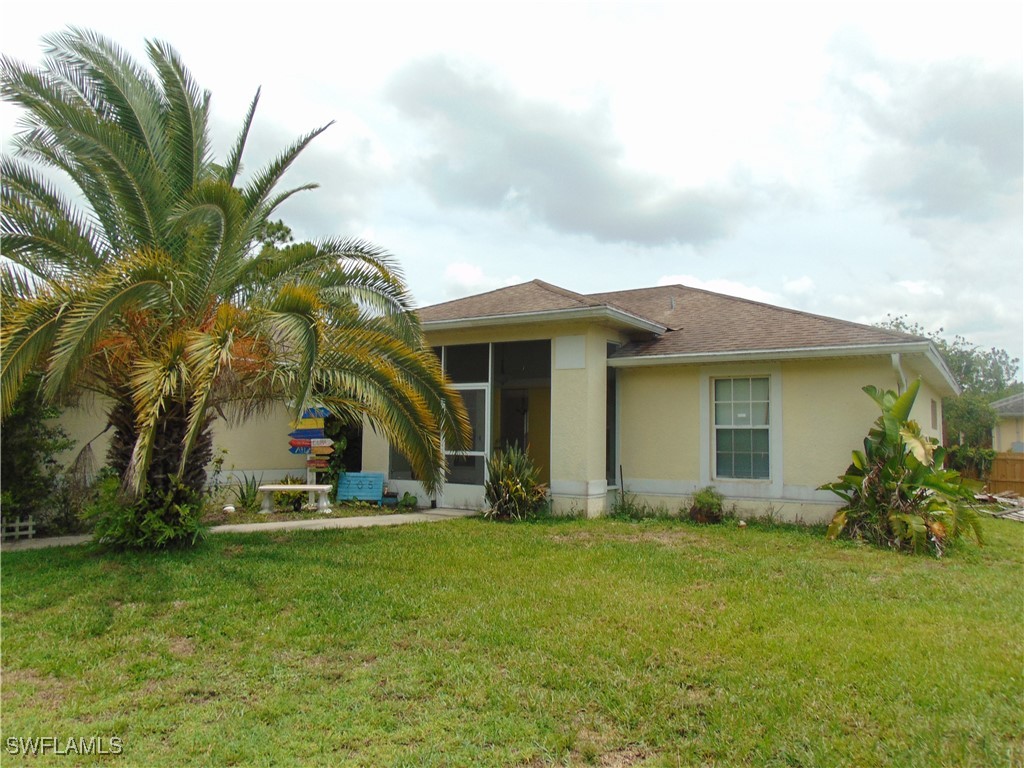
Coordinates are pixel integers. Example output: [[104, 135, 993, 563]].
[[85, 475, 207, 549], [689, 486, 725, 524], [821, 379, 982, 556], [0, 378, 75, 534], [483, 444, 548, 521], [274, 474, 308, 513], [231, 473, 264, 513], [397, 492, 418, 510]]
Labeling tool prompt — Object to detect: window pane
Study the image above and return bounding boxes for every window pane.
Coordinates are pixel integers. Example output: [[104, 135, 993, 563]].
[[713, 377, 771, 480], [715, 403, 732, 426], [734, 453, 753, 478], [735, 429, 752, 452], [751, 402, 770, 426], [716, 452, 733, 478], [717, 429, 734, 451], [733, 378, 751, 401], [752, 428, 769, 452], [446, 344, 489, 383], [752, 453, 770, 478]]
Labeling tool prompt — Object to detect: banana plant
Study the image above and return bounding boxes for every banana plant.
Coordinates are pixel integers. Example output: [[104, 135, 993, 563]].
[[821, 379, 982, 555]]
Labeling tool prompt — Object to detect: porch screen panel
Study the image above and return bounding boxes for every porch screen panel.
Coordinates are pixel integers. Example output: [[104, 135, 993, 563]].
[[445, 385, 487, 485]]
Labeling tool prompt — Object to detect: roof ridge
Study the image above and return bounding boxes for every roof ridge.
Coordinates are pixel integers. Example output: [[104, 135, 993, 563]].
[[530, 279, 599, 307], [416, 279, 539, 312]]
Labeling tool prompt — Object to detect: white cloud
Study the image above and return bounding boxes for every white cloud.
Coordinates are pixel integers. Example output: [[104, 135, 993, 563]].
[[656, 275, 779, 305], [783, 276, 816, 295], [442, 262, 521, 299]]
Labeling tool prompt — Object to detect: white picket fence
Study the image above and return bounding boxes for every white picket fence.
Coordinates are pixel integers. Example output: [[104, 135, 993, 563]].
[[1, 516, 36, 542]]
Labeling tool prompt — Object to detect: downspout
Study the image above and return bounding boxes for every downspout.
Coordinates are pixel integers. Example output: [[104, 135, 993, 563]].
[[891, 353, 907, 394]]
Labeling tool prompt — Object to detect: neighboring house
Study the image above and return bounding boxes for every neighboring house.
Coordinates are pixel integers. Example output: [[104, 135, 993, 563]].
[[362, 280, 958, 522], [991, 392, 1024, 452]]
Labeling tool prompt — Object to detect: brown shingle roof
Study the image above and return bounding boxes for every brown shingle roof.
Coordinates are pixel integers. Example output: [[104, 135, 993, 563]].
[[588, 284, 922, 357], [416, 280, 924, 356], [417, 280, 600, 322]]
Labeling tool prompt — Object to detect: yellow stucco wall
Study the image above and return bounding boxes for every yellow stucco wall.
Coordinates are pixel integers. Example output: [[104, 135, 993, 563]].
[[994, 415, 1024, 452], [613, 356, 912, 522], [617, 365, 701, 482], [779, 358, 898, 489], [54, 400, 307, 481]]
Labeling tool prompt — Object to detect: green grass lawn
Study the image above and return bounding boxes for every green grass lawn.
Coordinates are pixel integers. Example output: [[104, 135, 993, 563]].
[[2, 517, 1021, 767]]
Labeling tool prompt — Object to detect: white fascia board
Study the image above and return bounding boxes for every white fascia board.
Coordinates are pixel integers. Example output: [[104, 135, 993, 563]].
[[923, 344, 961, 396], [420, 306, 666, 335], [607, 341, 937, 368]]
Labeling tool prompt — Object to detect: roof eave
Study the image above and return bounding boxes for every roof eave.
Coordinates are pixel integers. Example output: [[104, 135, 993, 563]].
[[420, 306, 666, 335], [608, 340, 959, 394]]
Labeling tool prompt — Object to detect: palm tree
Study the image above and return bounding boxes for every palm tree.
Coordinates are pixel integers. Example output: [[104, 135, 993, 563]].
[[1, 29, 469, 518]]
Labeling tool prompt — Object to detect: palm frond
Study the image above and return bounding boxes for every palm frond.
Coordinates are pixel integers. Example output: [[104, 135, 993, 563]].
[[146, 38, 212, 195], [241, 123, 332, 214], [218, 88, 260, 186], [0, 295, 65, 417], [44, 253, 173, 400]]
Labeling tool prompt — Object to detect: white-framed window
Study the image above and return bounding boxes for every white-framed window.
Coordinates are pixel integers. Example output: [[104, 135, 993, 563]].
[[714, 376, 771, 479]]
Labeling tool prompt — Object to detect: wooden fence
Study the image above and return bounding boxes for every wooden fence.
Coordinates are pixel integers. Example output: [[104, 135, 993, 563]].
[[989, 453, 1024, 496]]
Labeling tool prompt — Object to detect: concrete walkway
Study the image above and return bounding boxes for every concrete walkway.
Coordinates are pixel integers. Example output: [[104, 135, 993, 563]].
[[1, 508, 478, 552]]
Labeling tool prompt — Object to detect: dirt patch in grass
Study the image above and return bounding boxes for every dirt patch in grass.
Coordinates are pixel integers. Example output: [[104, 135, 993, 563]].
[[2, 668, 67, 710], [168, 636, 195, 657], [548, 528, 713, 548]]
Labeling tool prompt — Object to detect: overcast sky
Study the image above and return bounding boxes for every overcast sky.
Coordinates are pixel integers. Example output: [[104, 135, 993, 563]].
[[2, 1, 1021, 366]]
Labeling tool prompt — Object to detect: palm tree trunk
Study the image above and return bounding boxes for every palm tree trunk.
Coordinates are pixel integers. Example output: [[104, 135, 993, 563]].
[[106, 398, 214, 502]]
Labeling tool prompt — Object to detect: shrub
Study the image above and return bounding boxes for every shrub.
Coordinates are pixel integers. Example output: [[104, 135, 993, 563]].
[[231, 474, 264, 513], [820, 379, 982, 556], [273, 474, 309, 513], [85, 475, 207, 549], [0, 378, 75, 534], [483, 444, 548, 521], [689, 486, 726, 524], [397, 492, 418, 510]]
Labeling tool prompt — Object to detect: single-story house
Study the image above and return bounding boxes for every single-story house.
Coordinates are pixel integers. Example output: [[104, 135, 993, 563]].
[[991, 392, 1024, 453], [362, 280, 958, 522], [54, 279, 958, 523]]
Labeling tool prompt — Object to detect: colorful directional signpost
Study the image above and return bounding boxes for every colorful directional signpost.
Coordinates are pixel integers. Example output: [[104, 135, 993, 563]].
[[288, 409, 333, 475]]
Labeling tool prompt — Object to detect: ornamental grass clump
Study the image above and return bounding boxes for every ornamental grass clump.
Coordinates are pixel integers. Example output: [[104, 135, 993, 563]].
[[483, 444, 548, 521], [820, 379, 983, 556]]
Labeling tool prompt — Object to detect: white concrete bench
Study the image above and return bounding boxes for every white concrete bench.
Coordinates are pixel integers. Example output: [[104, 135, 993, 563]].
[[257, 484, 334, 514]]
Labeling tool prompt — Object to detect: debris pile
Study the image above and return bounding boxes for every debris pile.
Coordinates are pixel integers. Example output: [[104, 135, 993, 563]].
[[975, 491, 1024, 522]]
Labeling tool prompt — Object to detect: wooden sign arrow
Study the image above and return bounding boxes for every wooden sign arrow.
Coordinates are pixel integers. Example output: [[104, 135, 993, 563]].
[[291, 417, 325, 430], [303, 407, 331, 419], [311, 446, 334, 456], [310, 438, 334, 447], [288, 446, 311, 455], [289, 438, 311, 448], [288, 429, 325, 439], [306, 459, 329, 469]]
